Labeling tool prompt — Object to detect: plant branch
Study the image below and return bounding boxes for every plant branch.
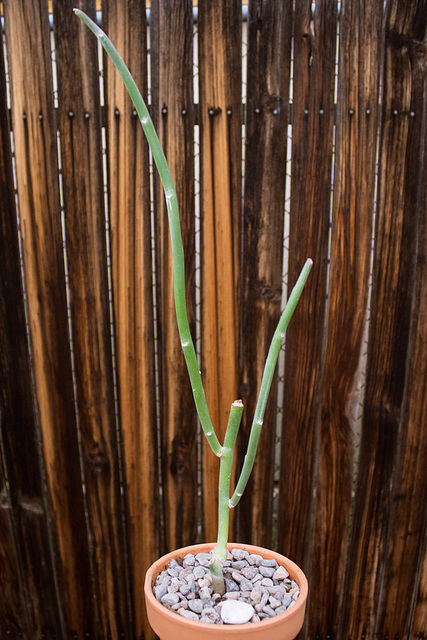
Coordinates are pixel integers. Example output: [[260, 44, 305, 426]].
[[229, 258, 313, 508], [75, 11, 313, 589], [74, 9, 221, 456]]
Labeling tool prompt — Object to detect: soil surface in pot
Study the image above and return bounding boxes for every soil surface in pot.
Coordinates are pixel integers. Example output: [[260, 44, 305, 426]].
[[152, 547, 300, 625]]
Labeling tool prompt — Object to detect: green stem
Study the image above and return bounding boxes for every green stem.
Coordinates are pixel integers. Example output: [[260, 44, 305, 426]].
[[210, 400, 243, 595], [76, 12, 313, 588], [229, 258, 313, 508], [74, 9, 221, 456]]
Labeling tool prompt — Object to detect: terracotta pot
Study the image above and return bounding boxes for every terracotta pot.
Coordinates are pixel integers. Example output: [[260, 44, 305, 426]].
[[144, 542, 308, 640]]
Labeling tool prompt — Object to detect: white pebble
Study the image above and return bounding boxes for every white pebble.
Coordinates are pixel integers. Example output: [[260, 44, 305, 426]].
[[240, 580, 253, 591], [220, 600, 255, 624], [282, 596, 293, 608], [242, 567, 258, 580], [193, 566, 206, 579], [153, 583, 168, 600], [269, 596, 281, 609], [188, 599, 203, 614], [198, 577, 210, 588], [199, 586, 212, 599], [248, 553, 263, 566], [195, 552, 211, 567], [161, 593, 180, 606], [261, 578, 273, 587], [179, 609, 199, 621], [261, 558, 277, 568], [250, 586, 263, 603], [183, 553, 195, 566], [273, 565, 289, 581], [169, 559, 181, 570], [179, 584, 191, 596], [200, 607, 220, 624], [231, 570, 244, 583], [275, 605, 287, 615]]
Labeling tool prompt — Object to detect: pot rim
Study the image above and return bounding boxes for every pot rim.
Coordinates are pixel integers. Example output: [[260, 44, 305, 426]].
[[144, 541, 308, 634]]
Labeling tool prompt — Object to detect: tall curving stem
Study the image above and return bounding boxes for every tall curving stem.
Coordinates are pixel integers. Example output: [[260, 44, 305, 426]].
[[75, 9, 312, 596]]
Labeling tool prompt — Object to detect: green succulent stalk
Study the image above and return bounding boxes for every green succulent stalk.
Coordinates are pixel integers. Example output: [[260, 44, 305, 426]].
[[210, 259, 312, 594], [75, 9, 312, 596]]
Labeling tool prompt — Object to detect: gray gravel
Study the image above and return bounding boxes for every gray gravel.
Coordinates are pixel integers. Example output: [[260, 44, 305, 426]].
[[153, 548, 300, 625]]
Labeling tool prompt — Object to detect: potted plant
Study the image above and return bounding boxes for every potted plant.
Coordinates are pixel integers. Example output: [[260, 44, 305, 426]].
[[75, 9, 311, 639]]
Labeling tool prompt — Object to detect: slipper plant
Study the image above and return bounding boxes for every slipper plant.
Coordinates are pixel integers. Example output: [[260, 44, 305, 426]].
[[75, 8, 312, 597]]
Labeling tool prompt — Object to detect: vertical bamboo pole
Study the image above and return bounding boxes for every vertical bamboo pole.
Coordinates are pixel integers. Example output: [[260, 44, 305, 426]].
[[0, 17, 62, 635], [198, 0, 242, 542], [55, 2, 133, 636], [278, 0, 337, 578], [368, 1, 427, 636], [150, 0, 197, 551], [103, 3, 159, 638], [5, 1, 96, 635], [238, 0, 293, 548], [308, 0, 379, 636]]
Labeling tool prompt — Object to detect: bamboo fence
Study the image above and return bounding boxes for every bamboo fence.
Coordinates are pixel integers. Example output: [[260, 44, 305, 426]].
[[0, 1, 426, 639]]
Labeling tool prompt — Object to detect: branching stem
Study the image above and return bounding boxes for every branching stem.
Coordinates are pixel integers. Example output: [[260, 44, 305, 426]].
[[230, 258, 313, 507], [210, 400, 243, 594], [75, 9, 312, 592]]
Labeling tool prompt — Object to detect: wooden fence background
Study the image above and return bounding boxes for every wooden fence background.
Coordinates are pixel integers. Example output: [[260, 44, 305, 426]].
[[0, 1, 426, 639]]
